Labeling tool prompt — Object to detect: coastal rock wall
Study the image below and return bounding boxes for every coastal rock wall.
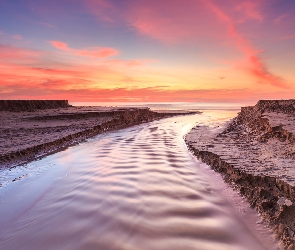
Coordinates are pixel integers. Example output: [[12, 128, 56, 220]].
[[186, 99, 295, 249], [0, 100, 71, 111], [233, 99, 295, 126], [256, 100, 295, 114], [186, 145, 295, 249], [226, 100, 295, 144]]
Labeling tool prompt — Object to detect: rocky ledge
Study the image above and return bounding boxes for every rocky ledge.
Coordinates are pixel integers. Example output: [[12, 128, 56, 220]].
[[186, 100, 295, 250], [0, 104, 198, 170], [0, 100, 71, 111]]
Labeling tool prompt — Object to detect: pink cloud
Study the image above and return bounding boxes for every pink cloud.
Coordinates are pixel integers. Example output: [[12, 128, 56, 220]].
[[49, 40, 119, 58], [49, 41, 70, 50], [84, 0, 286, 87], [31, 67, 85, 78], [37, 22, 55, 28], [12, 34, 23, 40], [205, 0, 287, 88], [0, 42, 292, 102], [242, 56, 285, 88], [2, 80, 294, 103], [280, 34, 295, 40], [105, 58, 157, 67], [86, 0, 265, 44], [127, 2, 192, 43], [235, 2, 263, 22], [0, 44, 158, 100], [79, 47, 118, 58], [0, 62, 100, 92], [0, 44, 42, 63], [86, 0, 223, 43], [86, 0, 117, 22], [274, 14, 289, 25], [85, 0, 288, 88]]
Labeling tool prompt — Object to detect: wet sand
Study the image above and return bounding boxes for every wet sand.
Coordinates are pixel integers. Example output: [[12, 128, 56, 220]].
[[186, 100, 295, 249], [0, 99, 288, 248], [0, 113, 280, 250], [0, 103, 198, 169]]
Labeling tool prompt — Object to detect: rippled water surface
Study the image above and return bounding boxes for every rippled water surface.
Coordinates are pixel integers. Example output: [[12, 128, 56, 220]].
[[0, 111, 280, 250]]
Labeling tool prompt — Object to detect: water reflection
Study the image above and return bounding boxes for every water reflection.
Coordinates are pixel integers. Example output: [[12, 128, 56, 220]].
[[0, 113, 279, 250]]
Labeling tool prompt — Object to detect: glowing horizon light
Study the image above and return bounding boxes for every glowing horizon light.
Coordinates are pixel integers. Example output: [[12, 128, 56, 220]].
[[0, 0, 294, 102]]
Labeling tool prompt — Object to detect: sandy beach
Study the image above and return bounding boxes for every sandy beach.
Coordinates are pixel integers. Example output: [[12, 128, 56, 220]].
[[186, 100, 295, 249]]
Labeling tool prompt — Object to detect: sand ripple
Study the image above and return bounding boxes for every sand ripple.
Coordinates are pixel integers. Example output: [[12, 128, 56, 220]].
[[0, 114, 279, 249]]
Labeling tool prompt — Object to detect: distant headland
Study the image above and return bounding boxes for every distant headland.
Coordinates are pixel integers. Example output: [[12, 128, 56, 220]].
[[0, 100, 71, 112]]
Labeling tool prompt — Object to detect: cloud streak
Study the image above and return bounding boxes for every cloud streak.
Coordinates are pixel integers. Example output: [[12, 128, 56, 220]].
[[0, 42, 160, 100], [206, 0, 287, 88], [1, 0, 294, 102], [85, 0, 288, 88], [0, 44, 42, 63], [0, 43, 257, 102], [235, 1, 263, 22], [49, 40, 119, 59], [1, 81, 294, 103]]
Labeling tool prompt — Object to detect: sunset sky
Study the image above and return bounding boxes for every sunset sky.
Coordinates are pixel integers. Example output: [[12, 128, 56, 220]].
[[0, 0, 294, 103]]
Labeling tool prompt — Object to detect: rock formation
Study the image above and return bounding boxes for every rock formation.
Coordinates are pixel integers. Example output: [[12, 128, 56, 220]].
[[186, 100, 295, 249], [0, 100, 71, 111]]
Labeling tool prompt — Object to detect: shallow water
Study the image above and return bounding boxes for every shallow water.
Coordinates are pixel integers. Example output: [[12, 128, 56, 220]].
[[0, 111, 280, 250]]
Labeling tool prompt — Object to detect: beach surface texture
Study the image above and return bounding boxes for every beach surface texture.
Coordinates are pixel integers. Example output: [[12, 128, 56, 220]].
[[0, 100, 197, 169], [186, 100, 295, 249]]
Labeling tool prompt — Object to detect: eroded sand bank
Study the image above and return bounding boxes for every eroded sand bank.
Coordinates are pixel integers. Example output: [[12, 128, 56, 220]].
[[186, 100, 295, 250], [0, 100, 198, 169]]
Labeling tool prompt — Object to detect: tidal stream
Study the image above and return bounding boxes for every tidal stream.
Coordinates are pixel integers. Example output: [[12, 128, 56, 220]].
[[0, 112, 280, 249]]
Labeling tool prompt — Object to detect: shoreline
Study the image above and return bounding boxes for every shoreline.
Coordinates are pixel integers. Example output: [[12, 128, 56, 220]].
[[185, 100, 295, 250], [0, 101, 199, 169]]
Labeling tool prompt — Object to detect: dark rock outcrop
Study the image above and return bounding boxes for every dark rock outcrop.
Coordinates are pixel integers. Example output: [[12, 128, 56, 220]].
[[0, 100, 71, 111], [256, 100, 295, 114]]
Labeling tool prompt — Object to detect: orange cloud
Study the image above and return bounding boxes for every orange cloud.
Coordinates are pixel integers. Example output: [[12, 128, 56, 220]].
[[105, 58, 157, 68], [1, 81, 294, 103], [49, 40, 119, 58], [0, 42, 160, 101], [0, 42, 293, 102]]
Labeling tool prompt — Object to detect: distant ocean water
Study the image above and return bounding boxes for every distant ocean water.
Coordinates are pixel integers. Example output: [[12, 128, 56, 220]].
[[70, 102, 253, 111]]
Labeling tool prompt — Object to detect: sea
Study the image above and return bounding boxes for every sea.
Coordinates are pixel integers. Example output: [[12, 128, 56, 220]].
[[0, 102, 281, 250], [70, 101, 251, 111]]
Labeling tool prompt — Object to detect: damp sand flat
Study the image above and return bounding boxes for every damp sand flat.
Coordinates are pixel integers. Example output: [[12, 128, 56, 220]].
[[0, 106, 194, 168], [0, 113, 280, 250]]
